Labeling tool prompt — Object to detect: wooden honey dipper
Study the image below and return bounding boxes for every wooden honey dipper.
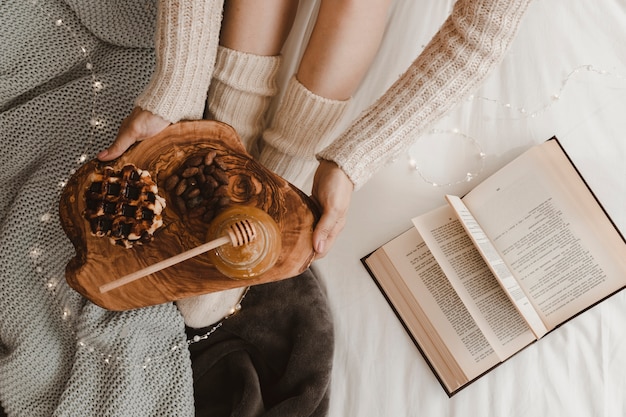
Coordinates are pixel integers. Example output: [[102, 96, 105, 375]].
[[99, 219, 257, 294]]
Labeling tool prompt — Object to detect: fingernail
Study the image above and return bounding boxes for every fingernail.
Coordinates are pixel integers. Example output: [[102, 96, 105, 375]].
[[315, 239, 325, 254], [96, 150, 108, 159]]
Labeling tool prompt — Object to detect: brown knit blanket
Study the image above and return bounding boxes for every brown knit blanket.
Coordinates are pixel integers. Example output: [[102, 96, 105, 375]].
[[187, 269, 334, 417]]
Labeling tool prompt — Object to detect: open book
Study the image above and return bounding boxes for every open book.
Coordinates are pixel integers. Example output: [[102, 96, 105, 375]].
[[363, 138, 626, 396]]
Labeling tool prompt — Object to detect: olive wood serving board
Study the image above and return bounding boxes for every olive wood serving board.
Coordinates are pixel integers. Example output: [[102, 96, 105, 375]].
[[59, 120, 319, 311]]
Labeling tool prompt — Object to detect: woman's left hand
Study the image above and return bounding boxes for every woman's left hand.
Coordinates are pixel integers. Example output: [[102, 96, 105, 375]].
[[311, 160, 354, 259]]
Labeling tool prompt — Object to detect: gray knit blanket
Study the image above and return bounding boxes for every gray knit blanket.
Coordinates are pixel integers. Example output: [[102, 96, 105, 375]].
[[0, 1, 333, 416]]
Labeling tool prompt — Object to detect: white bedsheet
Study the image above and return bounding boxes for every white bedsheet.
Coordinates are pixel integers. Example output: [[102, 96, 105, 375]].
[[290, 0, 626, 415]]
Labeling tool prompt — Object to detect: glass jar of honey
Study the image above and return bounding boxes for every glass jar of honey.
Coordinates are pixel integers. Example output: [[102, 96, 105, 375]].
[[206, 205, 281, 279]]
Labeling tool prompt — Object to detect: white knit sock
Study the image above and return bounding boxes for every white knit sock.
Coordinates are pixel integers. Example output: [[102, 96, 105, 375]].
[[181, 47, 280, 328], [258, 76, 348, 190], [206, 46, 282, 150], [176, 287, 245, 329]]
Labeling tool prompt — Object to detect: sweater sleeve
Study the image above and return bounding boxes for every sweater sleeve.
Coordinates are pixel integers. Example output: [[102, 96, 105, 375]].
[[316, 0, 532, 189], [135, 0, 224, 123]]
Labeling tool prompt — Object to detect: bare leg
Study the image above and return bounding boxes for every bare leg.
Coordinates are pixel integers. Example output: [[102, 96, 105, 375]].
[[258, 0, 392, 188], [181, 0, 299, 329], [219, 0, 298, 55], [298, 0, 392, 99], [205, 0, 299, 147]]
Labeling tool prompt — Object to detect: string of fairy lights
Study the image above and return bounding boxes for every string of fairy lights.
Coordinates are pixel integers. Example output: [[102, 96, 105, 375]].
[[28, 0, 253, 369], [408, 64, 626, 187], [29, 0, 99, 322], [25, 0, 626, 368], [408, 128, 486, 187]]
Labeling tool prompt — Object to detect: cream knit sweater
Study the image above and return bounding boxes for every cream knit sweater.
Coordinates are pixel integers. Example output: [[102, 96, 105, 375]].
[[317, 0, 532, 189], [135, 0, 224, 122], [139, 0, 531, 189]]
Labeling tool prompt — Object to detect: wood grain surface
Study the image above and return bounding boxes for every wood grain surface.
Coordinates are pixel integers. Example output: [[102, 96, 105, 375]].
[[59, 120, 319, 311]]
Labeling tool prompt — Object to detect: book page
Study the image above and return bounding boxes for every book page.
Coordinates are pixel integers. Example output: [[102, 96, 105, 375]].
[[365, 235, 467, 393], [371, 228, 501, 385], [462, 140, 626, 328], [413, 206, 536, 361], [445, 195, 548, 339]]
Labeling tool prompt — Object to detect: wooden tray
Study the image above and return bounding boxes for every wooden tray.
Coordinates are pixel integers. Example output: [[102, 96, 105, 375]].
[[59, 120, 319, 311]]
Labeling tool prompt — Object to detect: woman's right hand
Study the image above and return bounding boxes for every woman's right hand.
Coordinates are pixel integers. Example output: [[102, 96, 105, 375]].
[[97, 107, 170, 161]]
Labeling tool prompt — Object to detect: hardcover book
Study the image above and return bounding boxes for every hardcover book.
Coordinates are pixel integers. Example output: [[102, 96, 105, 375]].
[[363, 138, 626, 396]]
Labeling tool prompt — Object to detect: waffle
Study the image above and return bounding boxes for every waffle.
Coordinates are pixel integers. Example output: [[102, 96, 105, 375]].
[[83, 164, 166, 248]]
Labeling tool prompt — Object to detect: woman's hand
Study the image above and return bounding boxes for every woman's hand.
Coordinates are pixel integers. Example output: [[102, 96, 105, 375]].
[[97, 107, 170, 161], [311, 160, 354, 258]]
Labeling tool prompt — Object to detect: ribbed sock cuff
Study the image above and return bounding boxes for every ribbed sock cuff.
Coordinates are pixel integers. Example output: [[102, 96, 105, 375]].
[[258, 76, 348, 187], [207, 46, 282, 148]]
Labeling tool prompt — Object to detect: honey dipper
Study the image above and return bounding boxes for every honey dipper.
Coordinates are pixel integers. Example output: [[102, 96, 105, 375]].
[[99, 219, 257, 293]]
